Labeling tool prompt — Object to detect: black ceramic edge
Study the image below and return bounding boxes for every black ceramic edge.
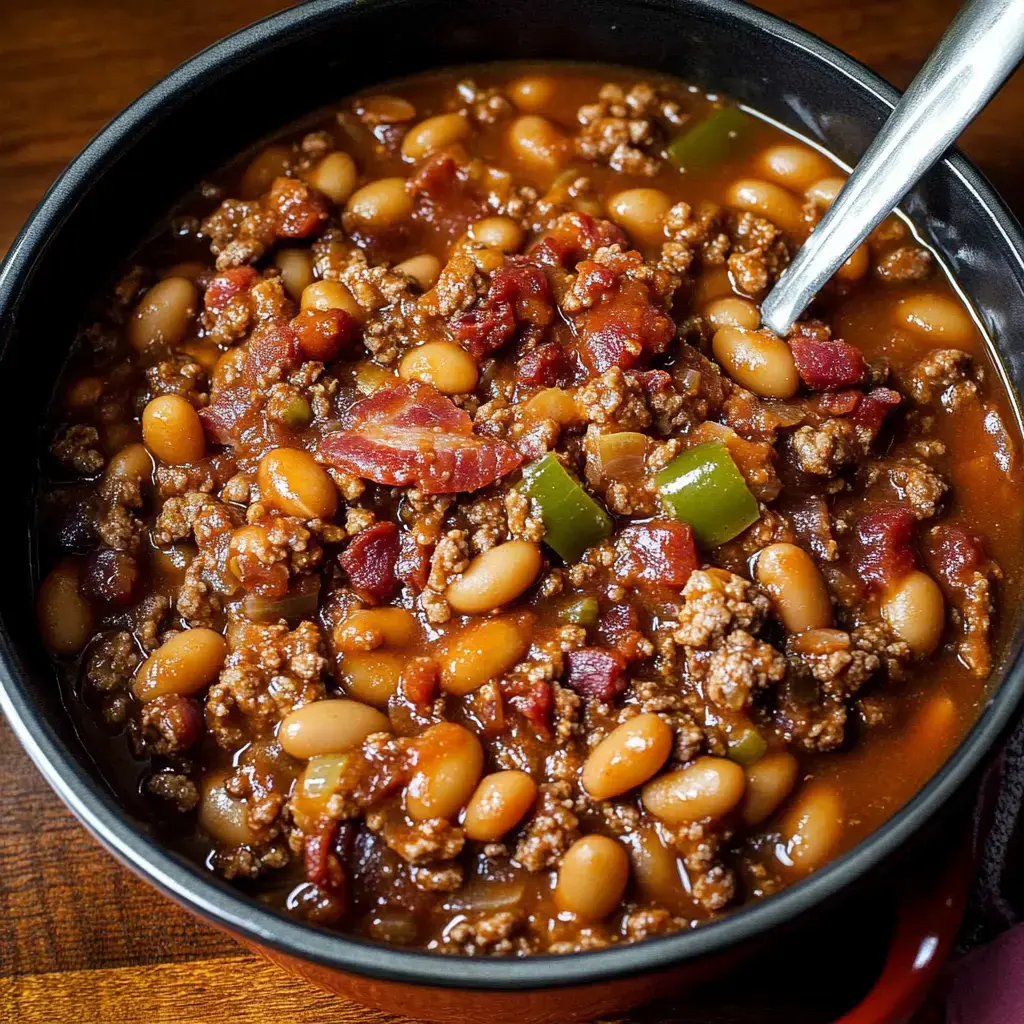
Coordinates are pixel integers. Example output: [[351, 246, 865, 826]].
[[2, 0, 1024, 993]]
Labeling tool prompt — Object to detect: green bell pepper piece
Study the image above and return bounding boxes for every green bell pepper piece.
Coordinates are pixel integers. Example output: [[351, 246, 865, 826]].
[[557, 595, 600, 627], [665, 106, 753, 173], [522, 453, 612, 564], [727, 727, 768, 767], [654, 442, 758, 547]]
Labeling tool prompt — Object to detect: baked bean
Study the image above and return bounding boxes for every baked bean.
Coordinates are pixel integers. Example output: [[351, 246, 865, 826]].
[[300, 280, 364, 320], [508, 75, 557, 113], [239, 145, 290, 199], [212, 346, 247, 391], [446, 540, 542, 614], [161, 261, 207, 282], [395, 253, 442, 291], [607, 188, 672, 246], [704, 296, 761, 331], [37, 560, 93, 656], [275, 248, 315, 300], [440, 616, 531, 696], [399, 341, 479, 394], [837, 243, 870, 283], [279, 699, 390, 759], [777, 782, 843, 875], [627, 825, 689, 913], [522, 387, 582, 427], [463, 770, 538, 841], [290, 753, 354, 831], [199, 774, 255, 845], [102, 442, 152, 498], [141, 395, 206, 465], [307, 151, 357, 204], [336, 607, 420, 653], [581, 713, 673, 801], [642, 757, 746, 824], [257, 447, 338, 520], [129, 277, 197, 352], [345, 177, 413, 229], [406, 722, 484, 821], [178, 341, 221, 373], [755, 543, 833, 633], [402, 113, 470, 161], [804, 176, 846, 210], [554, 835, 630, 920], [758, 144, 834, 191], [894, 293, 975, 344], [64, 376, 104, 410], [133, 627, 227, 701], [692, 266, 733, 305], [724, 178, 805, 236], [881, 569, 945, 655], [740, 751, 800, 826], [908, 692, 957, 757], [356, 94, 416, 123], [711, 327, 799, 399], [469, 216, 525, 252], [353, 360, 400, 395], [507, 115, 568, 172], [339, 651, 403, 707]]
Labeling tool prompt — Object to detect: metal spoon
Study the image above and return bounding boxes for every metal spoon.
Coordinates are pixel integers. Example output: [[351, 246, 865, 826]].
[[760, 0, 1024, 337]]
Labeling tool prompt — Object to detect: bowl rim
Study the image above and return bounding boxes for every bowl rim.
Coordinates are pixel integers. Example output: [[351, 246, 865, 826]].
[[3, 0, 1024, 992]]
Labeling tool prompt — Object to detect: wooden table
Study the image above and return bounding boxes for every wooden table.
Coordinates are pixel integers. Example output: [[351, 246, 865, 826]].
[[0, 0, 1016, 1020]]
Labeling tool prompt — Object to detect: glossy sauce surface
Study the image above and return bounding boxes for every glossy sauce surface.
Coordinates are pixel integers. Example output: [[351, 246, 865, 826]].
[[36, 64, 1022, 954]]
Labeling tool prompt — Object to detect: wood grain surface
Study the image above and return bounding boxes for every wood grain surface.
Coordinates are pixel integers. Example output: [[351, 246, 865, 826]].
[[0, 0, 1015, 1020]]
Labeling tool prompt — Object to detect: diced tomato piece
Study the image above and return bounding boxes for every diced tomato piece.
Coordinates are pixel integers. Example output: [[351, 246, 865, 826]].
[[340, 522, 400, 603], [614, 521, 698, 589], [851, 387, 901, 431], [411, 154, 488, 239], [266, 177, 330, 239], [291, 308, 360, 362], [400, 656, 439, 705], [791, 337, 867, 391], [855, 505, 917, 587], [532, 212, 628, 268], [204, 267, 259, 314], [574, 278, 675, 373], [320, 381, 522, 494], [926, 525, 990, 591], [509, 679, 554, 733], [198, 386, 251, 446], [516, 343, 570, 388], [565, 648, 628, 701], [597, 603, 640, 643], [449, 257, 554, 359]]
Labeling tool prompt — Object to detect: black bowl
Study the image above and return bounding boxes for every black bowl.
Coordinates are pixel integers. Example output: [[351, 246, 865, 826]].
[[3, 0, 1024, 1019]]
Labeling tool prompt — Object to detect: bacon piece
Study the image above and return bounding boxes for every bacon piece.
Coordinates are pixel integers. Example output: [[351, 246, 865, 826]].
[[303, 821, 350, 923], [614, 521, 698, 589], [198, 386, 251, 446], [818, 390, 862, 417], [791, 337, 867, 391], [320, 381, 522, 494], [397, 532, 431, 592], [266, 177, 330, 239], [532, 212, 628, 268], [851, 387, 901, 431], [449, 258, 554, 359], [340, 522, 400, 603], [411, 154, 488, 239], [516, 343, 570, 388], [291, 308, 360, 361], [597, 603, 640, 644], [855, 505, 917, 588], [574, 278, 675, 373], [246, 321, 303, 385], [204, 266, 259, 314], [565, 647, 628, 701]]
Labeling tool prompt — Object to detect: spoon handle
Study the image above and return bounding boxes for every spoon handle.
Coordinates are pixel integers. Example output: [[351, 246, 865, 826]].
[[761, 0, 1024, 337]]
